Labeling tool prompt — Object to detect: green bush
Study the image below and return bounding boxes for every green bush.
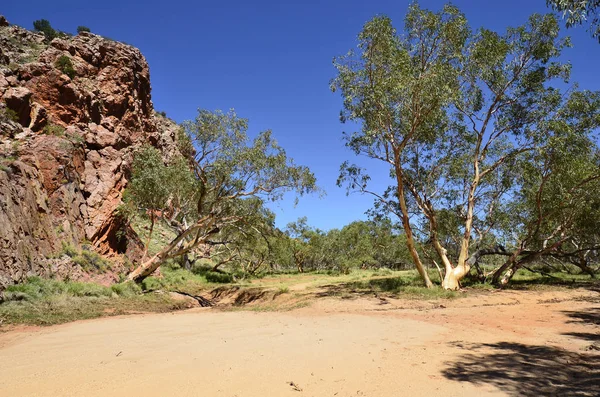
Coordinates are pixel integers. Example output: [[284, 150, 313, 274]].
[[0, 107, 19, 123], [110, 282, 142, 297], [43, 123, 66, 136], [141, 276, 164, 292], [72, 250, 110, 273], [33, 19, 57, 41], [55, 55, 76, 79], [60, 241, 78, 257], [77, 26, 91, 33], [65, 282, 111, 297], [2, 277, 112, 301], [205, 271, 234, 284]]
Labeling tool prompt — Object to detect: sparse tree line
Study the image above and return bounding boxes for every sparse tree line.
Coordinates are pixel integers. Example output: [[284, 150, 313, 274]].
[[120, 3, 599, 289], [31, 19, 91, 42]]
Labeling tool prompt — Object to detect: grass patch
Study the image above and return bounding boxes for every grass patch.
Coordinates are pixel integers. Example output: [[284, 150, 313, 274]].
[[0, 277, 186, 326], [43, 123, 66, 137], [131, 217, 177, 256], [140, 266, 219, 295], [506, 269, 597, 290], [53, 242, 111, 273]]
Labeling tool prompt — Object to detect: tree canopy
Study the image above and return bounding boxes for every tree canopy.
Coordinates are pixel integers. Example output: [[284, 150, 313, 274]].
[[547, 0, 600, 41], [125, 109, 317, 281], [332, 4, 600, 289]]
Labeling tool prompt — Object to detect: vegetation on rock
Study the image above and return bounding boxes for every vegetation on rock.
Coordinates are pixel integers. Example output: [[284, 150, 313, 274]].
[[54, 55, 76, 78]]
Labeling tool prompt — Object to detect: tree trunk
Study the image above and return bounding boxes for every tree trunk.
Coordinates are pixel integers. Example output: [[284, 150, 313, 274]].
[[427, 209, 456, 289], [575, 251, 596, 278], [127, 222, 205, 282], [395, 165, 433, 288], [491, 253, 520, 285], [143, 212, 155, 260], [127, 253, 164, 282]]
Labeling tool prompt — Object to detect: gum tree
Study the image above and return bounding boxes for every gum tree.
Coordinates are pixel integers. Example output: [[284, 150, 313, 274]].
[[126, 109, 316, 282], [332, 4, 469, 288], [333, 3, 600, 289]]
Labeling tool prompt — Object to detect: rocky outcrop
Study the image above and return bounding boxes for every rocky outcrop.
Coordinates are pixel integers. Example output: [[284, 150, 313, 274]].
[[0, 17, 180, 288]]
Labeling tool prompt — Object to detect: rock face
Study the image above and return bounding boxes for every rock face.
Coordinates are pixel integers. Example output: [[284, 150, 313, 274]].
[[0, 17, 179, 288]]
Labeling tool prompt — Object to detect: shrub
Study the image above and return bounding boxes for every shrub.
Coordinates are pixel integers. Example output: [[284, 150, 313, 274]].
[[1, 277, 114, 302], [141, 276, 164, 292], [55, 55, 76, 79], [72, 250, 110, 273], [65, 282, 111, 297], [205, 271, 234, 284], [33, 19, 57, 41], [110, 282, 142, 297], [0, 107, 19, 123], [60, 241, 78, 257], [43, 123, 66, 136], [66, 130, 84, 145], [77, 26, 91, 33]]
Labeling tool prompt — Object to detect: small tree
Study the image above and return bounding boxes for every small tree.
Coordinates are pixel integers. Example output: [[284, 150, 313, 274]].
[[33, 19, 57, 41], [77, 25, 91, 34], [123, 146, 172, 258], [55, 55, 76, 79]]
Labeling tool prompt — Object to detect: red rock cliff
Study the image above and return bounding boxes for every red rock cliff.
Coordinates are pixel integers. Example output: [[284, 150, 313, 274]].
[[0, 18, 180, 287]]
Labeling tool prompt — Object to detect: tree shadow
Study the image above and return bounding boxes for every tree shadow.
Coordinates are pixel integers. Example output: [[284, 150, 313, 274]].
[[442, 341, 600, 396], [563, 308, 600, 326], [502, 277, 600, 291], [562, 307, 600, 348]]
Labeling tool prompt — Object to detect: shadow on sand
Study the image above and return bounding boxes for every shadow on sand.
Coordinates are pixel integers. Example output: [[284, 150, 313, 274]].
[[562, 306, 600, 348], [442, 341, 600, 396]]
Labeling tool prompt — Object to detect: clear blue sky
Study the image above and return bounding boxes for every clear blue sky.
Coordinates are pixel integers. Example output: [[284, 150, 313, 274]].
[[3, 0, 599, 230]]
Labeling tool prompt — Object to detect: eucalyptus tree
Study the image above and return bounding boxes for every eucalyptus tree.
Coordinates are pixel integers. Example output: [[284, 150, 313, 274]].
[[126, 109, 317, 282], [333, 3, 600, 289], [123, 146, 172, 258], [490, 107, 600, 284], [547, 0, 600, 41], [332, 4, 468, 287]]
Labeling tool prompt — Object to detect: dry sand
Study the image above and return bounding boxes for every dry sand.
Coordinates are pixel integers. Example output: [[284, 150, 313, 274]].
[[0, 288, 598, 396]]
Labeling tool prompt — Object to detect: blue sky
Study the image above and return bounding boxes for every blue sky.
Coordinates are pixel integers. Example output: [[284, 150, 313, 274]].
[[3, 0, 599, 230]]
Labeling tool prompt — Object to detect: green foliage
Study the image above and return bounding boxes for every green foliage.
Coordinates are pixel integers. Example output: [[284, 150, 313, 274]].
[[269, 217, 413, 274], [140, 267, 217, 293], [60, 241, 78, 257], [77, 25, 91, 33], [0, 277, 187, 326], [2, 277, 111, 302], [205, 271, 234, 283], [33, 19, 57, 41], [43, 123, 65, 136], [547, 0, 600, 41], [0, 107, 19, 123], [110, 281, 142, 297], [55, 55, 76, 79], [72, 249, 110, 273], [332, 4, 600, 285], [125, 146, 171, 215], [56, 242, 110, 273], [125, 109, 317, 281]]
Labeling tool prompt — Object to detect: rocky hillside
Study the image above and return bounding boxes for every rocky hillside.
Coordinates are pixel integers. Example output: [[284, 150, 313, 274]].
[[0, 16, 181, 288]]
